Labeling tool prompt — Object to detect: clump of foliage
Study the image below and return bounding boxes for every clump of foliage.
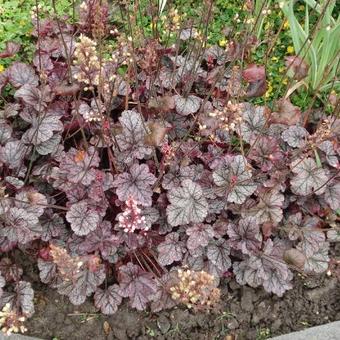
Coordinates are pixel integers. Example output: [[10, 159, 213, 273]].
[[0, 0, 339, 331], [281, 0, 340, 94], [0, 0, 74, 69]]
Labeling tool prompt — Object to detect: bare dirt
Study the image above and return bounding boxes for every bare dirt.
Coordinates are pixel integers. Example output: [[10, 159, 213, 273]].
[[23, 267, 340, 340]]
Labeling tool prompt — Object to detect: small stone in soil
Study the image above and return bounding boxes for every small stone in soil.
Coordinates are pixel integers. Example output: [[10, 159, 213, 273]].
[[157, 315, 171, 334], [227, 318, 239, 330]]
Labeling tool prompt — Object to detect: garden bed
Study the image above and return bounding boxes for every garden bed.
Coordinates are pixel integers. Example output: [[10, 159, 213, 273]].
[[26, 276, 340, 340], [0, 1, 339, 339], [21, 249, 340, 340]]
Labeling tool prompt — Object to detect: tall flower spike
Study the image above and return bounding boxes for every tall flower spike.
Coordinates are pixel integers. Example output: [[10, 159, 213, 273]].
[[73, 34, 100, 86], [118, 196, 147, 233]]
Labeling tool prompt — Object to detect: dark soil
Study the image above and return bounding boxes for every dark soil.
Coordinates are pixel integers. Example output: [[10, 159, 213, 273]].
[[23, 266, 340, 340]]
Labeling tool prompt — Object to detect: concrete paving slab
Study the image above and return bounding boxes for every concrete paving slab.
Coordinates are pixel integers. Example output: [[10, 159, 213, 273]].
[[270, 321, 340, 340], [0, 334, 43, 340]]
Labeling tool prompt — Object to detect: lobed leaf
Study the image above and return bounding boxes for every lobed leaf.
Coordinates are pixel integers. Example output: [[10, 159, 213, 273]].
[[94, 285, 122, 315], [290, 158, 329, 196], [213, 155, 257, 204], [157, 232, 185, 266], [118, 263, 157, 311], [113, 163, 156, 207], [166, 179, 208, 226], [66, 200, 101, 236]]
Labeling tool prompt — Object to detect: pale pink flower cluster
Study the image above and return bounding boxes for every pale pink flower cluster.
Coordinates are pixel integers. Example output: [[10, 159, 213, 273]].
[[118, 197, 147, 233]]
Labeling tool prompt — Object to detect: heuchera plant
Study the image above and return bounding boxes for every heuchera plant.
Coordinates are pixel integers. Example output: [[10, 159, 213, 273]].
[[0, 0, 339, 328]]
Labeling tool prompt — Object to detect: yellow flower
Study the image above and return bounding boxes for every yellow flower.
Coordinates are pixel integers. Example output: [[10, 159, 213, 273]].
[[219, 38, 227, 47], [283, 20, 289, 30], [287, 46, 294, 54], [0, 64, 4, 73], [279, 66, 285, 73], [149, 22, 157, 30], [173, 14, 180, 24], [271, 56, 279, 62], [282, 78, 288, 85], [265, 81, 273, 98]]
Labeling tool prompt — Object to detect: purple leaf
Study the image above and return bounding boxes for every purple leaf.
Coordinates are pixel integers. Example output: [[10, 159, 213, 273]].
[[166, 179, 208, 227], [248, 136, 283, 172], [37, 259, 60, 288], [58, 264, 106, 305], [33, 54, 54, 72], [22, 111, 63, 145], [243, 64, 266, 82], [0, 281, 34, 317], [0, 140, 27, 169], [58, 147, 100, 186], [327, 229, 340, 241], [0, 41, 21, 58], [36, 134, 62, 155], [142, 207, 160, 230], [14, 84, 53, 110], [0, 122, 12, 145], [0, 207, 41, 244], [227, 217, 262, 254], [318, 141, 339, 168], [4, 176, 24, 189], [116, 110, 153, 164], [118, 263, 157, 311], [162, 165, 202, 190], [9, 62, 39, 88], [233, 260, 262, 287], [271, 98, 302, 126], [81, 221, 119, 260], [252, 189, 284, 225], [290, 158, 329, 196], [40, 212, 67, 242], [15, 189, 47, 217], [298, 227, 325, 257], [157, 232, 185, 266], [94, 285, 122, 315], [233, 239, 293, 296], [174, 95, 201, 116], [186, 223, 215, 251], [0, 103, 20, 118], [0, 237, 17, 253], [282, 126, 309, 148], [285, 56, 309, 80], [324, 181, 340, 210], [239, 103, 267, 143], [207, 239, 231, 272], [113, 163, 156, 207], [0, 258, 23, 282], [150, 272, 178, 312], [66, 200, 101, 236], [299, 242, 329, 273], [213, 155, 257, 204], [203, 45, 226, 65]]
